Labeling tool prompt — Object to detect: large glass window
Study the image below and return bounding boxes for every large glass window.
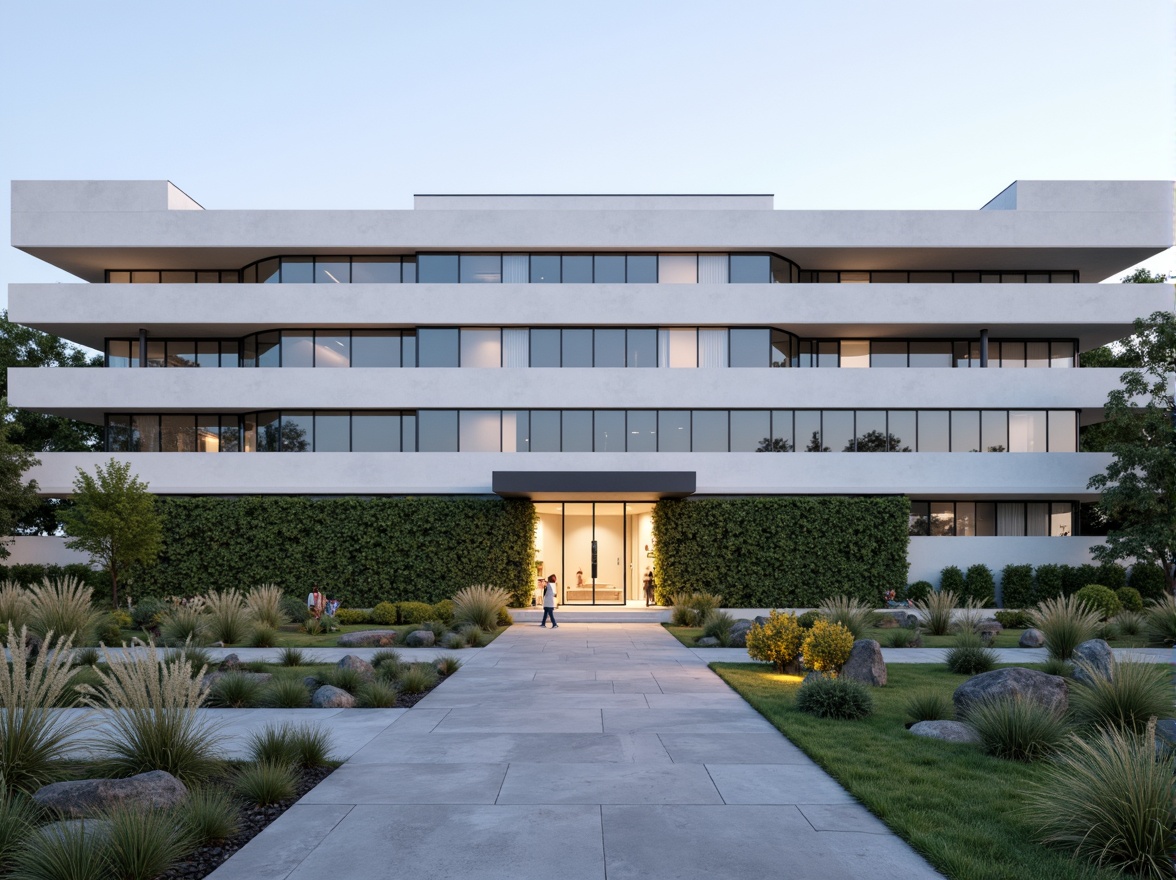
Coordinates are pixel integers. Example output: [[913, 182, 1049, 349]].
[[460, 255, 501, 284], [918, 411, 950, 452], [561, 411, 593, 452], [281, 258, 313, 283], [594, 410, 626, 452], [160, 415, 195, 452], [460, 410, 501, 451], [460, 329, 501, 368], [853, 410, 887, 451], [313, 333, 350, 368], [530, 410, 561, 452], [871, 341, 907, 367], [257, 333, 280, 368], [256, 411, 280, 452], [530, 329, 561, 367], [982, 410, 1008, 452], [909, 341, 952, 368], [351, 257, 400, 283], [731, 410, 770, 451], [594, 255, 625, 283], [729, 254, 770, 283], [561, 330, 593, 368], [1048, 410, 1076, 452], [730, 329, 768, 368], [692, 410, 728, 452], [315, 259, 350, 284], [626, 255, 657, 283], [352, 331, 400, 368], [887, 411, 916, 451], [627, 329, 657, 367], [658, 411, 691, 452], [1009, 410, 1047, 452], [951, 410, 981, 453], [352, 412, 401, 452], [281, 333, 314, 368], [315, 412, 349, 451], [530, 255, 561, 283], [561, 255, 592, 283], [627, 410, 657, 452], [823, 411, 855, 452], [594, 329, 625, 367], [795, 410, 824, 451], [418, 254, 459, 283], [418, 410, 458, 451], [502, 410, 529, 452], [418, 329, 459, 367], [771, 410, 794, 452], [658, 255, 697, 284], [281, 412, 313, 452]]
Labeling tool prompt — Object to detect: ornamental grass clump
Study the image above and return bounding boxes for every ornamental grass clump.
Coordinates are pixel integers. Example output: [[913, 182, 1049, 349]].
[[12, 819, 107, 880], [1029, 594, 1099, 660], [1027, 720, 1175, 880], [177, 786, 239, 844], [801, 619, 855, 674], [817, 595, 873, 640], [0, 627, 86, 793], [202, 589, 254, 645], [0, 787, 37, 870], [248, 626, 279, 648], [261, 677, 311, 709], [795, 675, 874, 720], [0, 583, 31, 632], [451, 585, 510, 632], [687, 592, 723, 623], [745, 610, 804, 672], [355, 680, 399, 708], [966, 697, 1069, 762], [25, 578, 101, 646], [700, 609, 736, 645], [102, 804, 195, 880], [913, 590, 957, 636], [78, 641, 223, 783], [944, 630, 998, 675], [434, 654, 462, 676], [458, 623, 487, 647], [207, 672, 264, 709], [158, 604, 209, 647], [1143, 594, 1176, 646], [322, 666, 365, 694], [244, 584, 289, 630], [397, 663, 439, 694], [902, 688, 954, 724], [370, 649, 402, 669], [1115, 610, 1145, 636], [441, 632, 466, 650], [669, 593, 697, 627], [234, 761, 297, 807], [278, 646, 306, 667], [1069, 658, 1174, 735]]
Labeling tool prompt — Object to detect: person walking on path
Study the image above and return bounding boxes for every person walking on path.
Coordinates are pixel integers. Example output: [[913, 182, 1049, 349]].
[[540, 574, 558, 628]]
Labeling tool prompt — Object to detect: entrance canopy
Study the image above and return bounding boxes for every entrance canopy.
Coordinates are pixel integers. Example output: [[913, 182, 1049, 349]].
[[492, 471, 695, 501]]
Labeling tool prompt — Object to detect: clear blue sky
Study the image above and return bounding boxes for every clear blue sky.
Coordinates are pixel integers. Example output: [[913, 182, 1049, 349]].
[[2, 0, 1173, 299]]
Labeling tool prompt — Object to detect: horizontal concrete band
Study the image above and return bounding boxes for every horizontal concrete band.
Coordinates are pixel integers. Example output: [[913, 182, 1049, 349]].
[[492, 470, 696, 500]]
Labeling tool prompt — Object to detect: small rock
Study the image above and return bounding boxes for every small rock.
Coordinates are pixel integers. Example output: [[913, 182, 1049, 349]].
[[1018, 628, 1046, 648], [34, 771, 187, 819], [311, 685, 355, 708], [336, 655, 375, 679], [953, 667, 1068, 718], [220, 653, 241, 671], [976, 620, 1003, 642], [404, 630, 436, 648], [840, 639, 887, 686], [1072, 639, 1115, 685], [302, 675, 321, 691], [695, 636, 721, 647], [753, 615, 770, 628], [337, 630, 399, 648], [727, 620, 753, 648], [908, 720, 980, 745]]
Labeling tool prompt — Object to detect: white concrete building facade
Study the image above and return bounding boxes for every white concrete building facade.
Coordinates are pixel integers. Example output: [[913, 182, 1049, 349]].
[[7, 180, 1174, 597]]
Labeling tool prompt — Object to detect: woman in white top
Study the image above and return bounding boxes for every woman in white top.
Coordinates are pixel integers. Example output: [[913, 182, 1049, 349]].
[[540, 574, 558, 628]]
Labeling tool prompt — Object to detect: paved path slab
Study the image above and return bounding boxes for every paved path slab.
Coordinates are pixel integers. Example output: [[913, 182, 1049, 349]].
[[208, 623, 944, 880]]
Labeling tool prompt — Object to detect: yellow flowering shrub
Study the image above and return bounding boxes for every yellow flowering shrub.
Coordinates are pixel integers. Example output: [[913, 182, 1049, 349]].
[[802, 618, 855, 673], [745, 610, 804, 671]]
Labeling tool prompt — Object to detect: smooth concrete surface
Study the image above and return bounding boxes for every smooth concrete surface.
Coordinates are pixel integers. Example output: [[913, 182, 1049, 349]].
[[207, 622, 944, 880]]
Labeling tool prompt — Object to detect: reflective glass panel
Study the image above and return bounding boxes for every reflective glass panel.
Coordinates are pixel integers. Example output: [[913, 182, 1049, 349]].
[[502, 410, 529, 452], [256, 411, 280, 452], [167, 341, 197, 367], [108, 341, 131, 368], [402, 259, 417, 283], [402, 413, 417, 450], [626, 255, 657, 283], [930, 502, 955, 536], [418, 254, 459, 283], [1009, 410, 1046, 452], [817, 341, 839, 368], [976, 502, 996, 536], [351, 331, 399, 367], [561, 255, 592, 283], [908, 501, 930, 536], [418, 329, 459, 367], [1027, 341, 1049, 368], [315, 412, 349, 451], [627, 329, 657, 367], [1001, 341, 1026, 368], [460, 254, 502, 284], [281, 412, 313, 451], [909, 341, 952, 368], [242, 336, 257, 368], [352, 412, 400, 452], [627, 410, 657, 452], [561, 411, 593, 452], [530, 410, 561, 452], [196, 415, 219, 453], [530, 255, 560, 283], [770, 331, 793, 368], [658, 255, 696, 283], [258, 260, 280, 283], [460, 410, 501, 451], [132, 415, 160, 452], [196, 341, 219, 368], [731, 410, 770, 452], [530, 329, 561, 367], [147, 340, 166, 368], [282, 333, 314, 368], [314, 333, 350, 368], [1051, 503, 1073, 537], [729, 254, 770, 283], [160, 415, 195, 452], [418, 410, 458, 451], [281, 258, 313, 283], [823, 411, 855, 452], [951, 410, 981, 452], [315, 259, 350, 284], [460, 329, 501, 367], [561, 330, 592, 367], [796, 410, 824, 451], [594, 255, 625, 283], [840, 340, 869, 368], [887, 411, 916, 451], [853, 410, 887, 451], [594, 329, 625, 367], [401, 331, 416, 366], [918, 411, 950, 452], [597, 411, 625, 454], [220, 416, 240, 452], [257, 333, 280, 368], [658, 411, 690, 452], [1050, 341, 1075, 368], [770, 410, 793, 452], [108, 271, 131, 283], [956, 502, 977, 536], [351, 257, 401, 283], [692, 410, 728, 452], [1048, 411, 1076, 452], [729, 329, 769, 368], [871, 341, 907, 367], [982, 410, 1008, 452]]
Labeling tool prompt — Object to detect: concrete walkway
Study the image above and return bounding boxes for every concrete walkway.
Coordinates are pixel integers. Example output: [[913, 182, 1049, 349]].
[[208, 623, 943, 880]]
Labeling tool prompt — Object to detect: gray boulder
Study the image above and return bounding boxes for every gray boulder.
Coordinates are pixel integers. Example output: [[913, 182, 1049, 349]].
[[220, 653, 241, 671], [840, 639, 887, 686], [34, 771, 187, 819], [311, 685, 356, 708], [1072, 639, 1115, 685], [404, 630, 436, 648], [1018, 628, 1046, 648], [336, 654, 375, 679], [953, 667, 1068, 718], [727, 619, 753, 648], [695, 636, 721, 648], [977, 620, 1003, 644], [302, 675, 321, 691], [908, 720, 980, 745], [337, 629, 398, 648]]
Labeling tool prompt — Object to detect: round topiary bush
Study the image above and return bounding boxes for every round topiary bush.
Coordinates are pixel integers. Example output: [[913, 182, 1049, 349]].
[[371, 602, 398, 625], [795, 675, 874, 720], [801, 619, 855, 673], [1115, 587, 1143, 614], [963, 564, 996, 605], [939, 566, 966, 597], [1074, 585, 1122, 621], [746, 610, 804, 672], [905, 581, 933, 603], [796, 610, 821, 629], [1128, 563, 1168, 602]]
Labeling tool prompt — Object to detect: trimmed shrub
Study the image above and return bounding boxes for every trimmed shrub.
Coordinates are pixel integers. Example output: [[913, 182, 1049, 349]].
[[795, 675, 874, 720], [745, 610, 804, 672], [131, 597, 167, 631], [993, 609, 1031, 629], [1027, 721, 1176, 878], [96, 615, 123, 646], [1094, 562, 1127, 591], [398, 601, 435, 625], [796, 610, 821, 629], [1033, 564, 1064, 602], [902, 688, 954, 723], [904, 580, 933, 603], [914, 590, 957, 636], [999, 564, 1034, 609], [1115, 587, 1143, 613], [962, 564, 995, 605], [280, 594, 310, 623], [938, 565, 965, 596], [371, 602, 398, 625], [1073, 584, 1121, 620], [1070, 563, 1102, 595], [431, 599, 455, 625], [1029, 595, 1099, 660], [944, 631, 998, 675], [968, 697, 1069, 761], [817, 595, 872, 639], [334, 608, 368, 625], [1128, 563, 1168, 602], [652, 497, 908, 606], [801, 619, 854, 673], [1070, 658, 1173, 735]]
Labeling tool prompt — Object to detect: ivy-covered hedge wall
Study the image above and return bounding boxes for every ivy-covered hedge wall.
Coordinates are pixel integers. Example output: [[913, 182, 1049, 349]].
[[652, 496, 909, 607], [129, 497, 536, 607]]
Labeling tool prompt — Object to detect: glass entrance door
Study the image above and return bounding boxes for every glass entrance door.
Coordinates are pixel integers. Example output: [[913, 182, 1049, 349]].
[[533, 501, 650, 605]]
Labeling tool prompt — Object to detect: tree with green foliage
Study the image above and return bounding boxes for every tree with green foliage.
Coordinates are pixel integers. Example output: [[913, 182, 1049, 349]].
[[60, 460, 161, 608], [0, 405, 41, 558], [1087, 309, 1176, 595]]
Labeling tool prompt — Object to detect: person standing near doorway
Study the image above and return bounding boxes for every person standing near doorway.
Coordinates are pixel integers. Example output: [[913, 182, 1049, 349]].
[[540, 574, 558, 628]]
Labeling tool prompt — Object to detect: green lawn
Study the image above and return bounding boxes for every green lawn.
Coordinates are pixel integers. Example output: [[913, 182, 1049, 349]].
[[711, 662, 1125, 880]]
